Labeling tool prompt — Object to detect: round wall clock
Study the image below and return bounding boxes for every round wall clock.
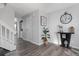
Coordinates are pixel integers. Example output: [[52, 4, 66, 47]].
[[60, 12, 72, 24]]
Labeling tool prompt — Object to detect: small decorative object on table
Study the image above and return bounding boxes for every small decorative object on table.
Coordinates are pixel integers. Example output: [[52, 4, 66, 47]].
[[58, 25, 63, 32], [41, 27, 50, 46], [68, 26, 75, 33]]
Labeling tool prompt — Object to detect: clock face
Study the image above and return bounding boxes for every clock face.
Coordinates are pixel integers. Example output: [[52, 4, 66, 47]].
[[60, 12, 72, 24]]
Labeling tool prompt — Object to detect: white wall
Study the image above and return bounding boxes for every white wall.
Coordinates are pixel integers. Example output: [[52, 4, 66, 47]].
[[0, 6, 15, 30], [47, 4, 79, 48], [22, 10, 41, 45], [21, 10, 51, 45], [0, 6, 16, 51]]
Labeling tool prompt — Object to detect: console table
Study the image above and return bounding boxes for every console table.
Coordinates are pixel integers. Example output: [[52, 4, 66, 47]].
[[57, 32, 74, 48]]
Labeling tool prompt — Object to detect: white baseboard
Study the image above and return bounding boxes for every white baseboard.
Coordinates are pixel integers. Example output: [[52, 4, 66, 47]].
[[22, 38, 43, 46]]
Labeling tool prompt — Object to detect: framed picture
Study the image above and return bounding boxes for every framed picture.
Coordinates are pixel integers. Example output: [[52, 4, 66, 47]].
[[40, 16, 47, 26]]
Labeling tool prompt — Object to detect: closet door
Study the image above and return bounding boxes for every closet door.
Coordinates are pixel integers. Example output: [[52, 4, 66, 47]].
[[22, 16, 32, 41]]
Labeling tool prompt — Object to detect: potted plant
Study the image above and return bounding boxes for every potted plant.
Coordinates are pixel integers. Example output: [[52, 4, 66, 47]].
[[42, 27, 50, 46]]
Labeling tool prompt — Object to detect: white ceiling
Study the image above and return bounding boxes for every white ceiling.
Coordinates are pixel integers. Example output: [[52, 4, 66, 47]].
[[7, 3, 78, 18]]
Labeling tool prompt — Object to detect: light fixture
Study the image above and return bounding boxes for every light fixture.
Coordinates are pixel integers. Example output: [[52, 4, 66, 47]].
[[0, 3, 7, 8]]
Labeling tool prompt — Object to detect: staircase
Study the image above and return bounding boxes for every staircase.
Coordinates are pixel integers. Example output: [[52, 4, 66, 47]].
[[0, 47, 10, 56]]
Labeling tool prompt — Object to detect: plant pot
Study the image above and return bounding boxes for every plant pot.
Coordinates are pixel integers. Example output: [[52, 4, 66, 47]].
[[42, 37, 48, 46], [44, 41, 48, 47]]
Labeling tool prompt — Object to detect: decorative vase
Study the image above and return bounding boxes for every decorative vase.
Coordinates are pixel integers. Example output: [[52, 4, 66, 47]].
[[44, 41, 48, 47], [68, 26, 75, 33], [43, 38, 48, 46]]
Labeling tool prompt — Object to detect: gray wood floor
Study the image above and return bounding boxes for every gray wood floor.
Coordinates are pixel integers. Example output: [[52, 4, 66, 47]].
[[16, 38, 79, 56]]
